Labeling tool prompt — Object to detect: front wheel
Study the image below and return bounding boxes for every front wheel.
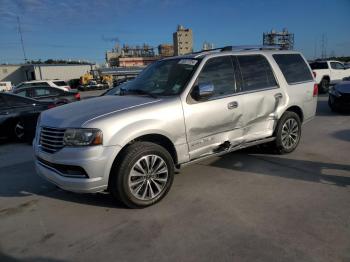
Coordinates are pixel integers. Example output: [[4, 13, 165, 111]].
[[272, 111, 301, 154], [109, 142, 174, 208]]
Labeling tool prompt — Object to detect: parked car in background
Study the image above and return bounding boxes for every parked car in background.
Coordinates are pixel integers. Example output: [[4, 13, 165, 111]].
[[0, 81, 13, 92], [14, 80, 71, 91], [78, 80, 108, 91], [34, 46, 317, 208], [13, 86, 80, 105], [0, 93, 54, 142], [310, 61, 350, 93], [328, 81, 350, 112]]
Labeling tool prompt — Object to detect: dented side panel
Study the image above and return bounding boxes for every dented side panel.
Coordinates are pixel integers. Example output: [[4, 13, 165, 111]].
[[242, 88, 285, 142], [183, 96, 245, 160]]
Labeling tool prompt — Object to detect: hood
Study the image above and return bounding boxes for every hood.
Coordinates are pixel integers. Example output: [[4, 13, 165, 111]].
[[335, 81, 350, 94], [40, 95, 161, 128]]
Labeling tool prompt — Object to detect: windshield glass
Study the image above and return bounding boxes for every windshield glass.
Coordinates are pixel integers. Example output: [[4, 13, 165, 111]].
[[118, 58, 199, 96]]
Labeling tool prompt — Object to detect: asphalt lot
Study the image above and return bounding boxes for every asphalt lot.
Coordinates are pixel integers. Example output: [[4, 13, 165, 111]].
[[0, 93, 349, 262]]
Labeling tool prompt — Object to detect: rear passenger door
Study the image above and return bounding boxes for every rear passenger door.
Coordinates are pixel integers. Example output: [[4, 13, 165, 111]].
[[235, 55, 283, 142]]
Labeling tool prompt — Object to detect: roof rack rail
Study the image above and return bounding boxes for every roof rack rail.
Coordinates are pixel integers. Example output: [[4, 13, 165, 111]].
[[221, 45, 282, 51], [192, 45, 283, 57]]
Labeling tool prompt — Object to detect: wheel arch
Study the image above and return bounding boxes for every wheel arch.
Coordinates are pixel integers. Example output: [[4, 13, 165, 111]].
[[108, 133, 178, 190], [284, 105, 304, 123]]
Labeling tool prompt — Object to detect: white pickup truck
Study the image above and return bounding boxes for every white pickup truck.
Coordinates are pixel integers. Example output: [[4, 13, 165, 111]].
[[309, 60, 350, 93]]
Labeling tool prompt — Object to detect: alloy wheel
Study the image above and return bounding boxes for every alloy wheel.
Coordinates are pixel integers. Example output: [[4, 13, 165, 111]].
[[128, 155, 169, 201], [281, 118, 299, 150]]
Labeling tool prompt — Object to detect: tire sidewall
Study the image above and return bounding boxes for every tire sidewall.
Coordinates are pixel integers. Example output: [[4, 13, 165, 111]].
[[115, 143, 174, 208]]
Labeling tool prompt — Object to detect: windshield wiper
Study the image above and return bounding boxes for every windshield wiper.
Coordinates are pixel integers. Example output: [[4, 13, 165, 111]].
[[121, 88, 158, 98]]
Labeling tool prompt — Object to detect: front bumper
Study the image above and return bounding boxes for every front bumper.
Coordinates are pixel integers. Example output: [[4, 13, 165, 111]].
[[33, 142, 121, 193]]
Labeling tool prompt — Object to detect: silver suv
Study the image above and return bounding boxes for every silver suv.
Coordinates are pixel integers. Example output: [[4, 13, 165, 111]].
[[34, 46, 318, 208]]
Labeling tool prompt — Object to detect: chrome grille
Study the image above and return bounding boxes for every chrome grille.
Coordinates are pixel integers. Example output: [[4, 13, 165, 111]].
[[40, 127, 65, 153]]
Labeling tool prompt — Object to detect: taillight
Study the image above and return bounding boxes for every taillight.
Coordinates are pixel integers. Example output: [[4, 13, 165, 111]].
[[313, 84, 318, 97], [75, 93, 81, 100], [312, 71, 316, 78]]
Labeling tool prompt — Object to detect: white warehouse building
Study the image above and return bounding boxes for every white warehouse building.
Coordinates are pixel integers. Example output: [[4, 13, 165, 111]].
[[0, 63, 95, 86]]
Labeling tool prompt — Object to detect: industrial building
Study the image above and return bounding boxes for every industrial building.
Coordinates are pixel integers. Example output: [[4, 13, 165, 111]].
[[0, 63, 95, 86], [105, 44, 159, 67], [173, 25, 193, 55], [263, 28, 294, 50], [158, 44, 174, 57]]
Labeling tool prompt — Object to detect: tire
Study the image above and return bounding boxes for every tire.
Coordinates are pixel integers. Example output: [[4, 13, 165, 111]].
[[109, 142, 175, 208], [319, 78, 330, 93], [272, 111, 301, 154]]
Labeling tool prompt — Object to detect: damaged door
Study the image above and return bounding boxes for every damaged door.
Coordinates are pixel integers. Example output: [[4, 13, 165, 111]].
[[183, 56, 244, 160], [235, 55, 283, 142]]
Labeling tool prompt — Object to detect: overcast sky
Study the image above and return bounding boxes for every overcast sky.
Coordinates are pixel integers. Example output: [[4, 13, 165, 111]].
[[0, 0, 349, 64]]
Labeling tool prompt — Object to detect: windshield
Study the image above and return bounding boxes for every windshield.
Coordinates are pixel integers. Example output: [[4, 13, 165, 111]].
[[117, 58, 199, 96]]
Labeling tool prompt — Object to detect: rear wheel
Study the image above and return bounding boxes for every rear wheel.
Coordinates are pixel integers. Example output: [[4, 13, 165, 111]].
[[319, 78, 330, 93], [109, 142, 174, 208], [272, 111, 301, 154]]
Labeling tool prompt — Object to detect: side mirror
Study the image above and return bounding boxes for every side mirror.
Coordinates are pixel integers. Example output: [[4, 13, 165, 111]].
[[192, 83, 214, 101]]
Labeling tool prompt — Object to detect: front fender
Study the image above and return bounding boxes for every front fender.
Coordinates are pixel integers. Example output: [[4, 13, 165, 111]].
[[108, 119, 182, 147]]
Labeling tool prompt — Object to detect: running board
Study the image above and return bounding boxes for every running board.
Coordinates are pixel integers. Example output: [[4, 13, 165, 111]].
[[180, 137, 276, 168]]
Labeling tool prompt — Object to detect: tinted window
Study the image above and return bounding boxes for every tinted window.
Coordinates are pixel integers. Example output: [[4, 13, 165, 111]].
[[197, 56, 235, 98], [3, 94, 31, 106], [237, 55, 277, 91], [0, 96, 8, 109], [310, 62, 328, 70], [49, 87, 62, 95], [330, 62, 344, 70], [34, 87, 51, 97], [273, 54, 313, 84], [53, 81, 68, 86], [15, 90, 27, 97]]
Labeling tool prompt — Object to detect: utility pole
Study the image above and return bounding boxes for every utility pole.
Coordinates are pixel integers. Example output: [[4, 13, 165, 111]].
[[321, 33, 327, 59], [17, 16, 27, 63]]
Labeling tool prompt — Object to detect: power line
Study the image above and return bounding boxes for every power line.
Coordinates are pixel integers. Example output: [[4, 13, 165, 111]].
[[17, 16, 27, 63]]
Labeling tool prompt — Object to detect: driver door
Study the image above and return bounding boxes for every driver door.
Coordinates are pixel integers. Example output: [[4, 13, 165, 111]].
[[182, 56, 245, 160]]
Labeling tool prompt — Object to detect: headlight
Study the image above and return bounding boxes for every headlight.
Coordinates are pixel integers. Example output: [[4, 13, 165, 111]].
[[63, 128, 103, 146]]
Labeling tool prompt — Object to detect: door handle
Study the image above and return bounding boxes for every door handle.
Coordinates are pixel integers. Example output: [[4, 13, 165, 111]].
[[274, 93, 283, 100], [227, 101, 238, 109]]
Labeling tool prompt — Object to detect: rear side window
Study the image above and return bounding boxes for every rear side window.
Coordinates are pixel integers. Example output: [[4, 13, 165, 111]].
[[273, 54, 313, 84], [236, 55, 277, 92], [53, 81, 68, 86], [34, 87, 51, 97], [330, 62, 344, 70], [310, 62, 328, 70]]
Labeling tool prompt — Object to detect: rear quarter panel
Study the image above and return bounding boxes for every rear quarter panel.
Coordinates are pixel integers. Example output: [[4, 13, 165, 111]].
[[266, 52, 317, 122]]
